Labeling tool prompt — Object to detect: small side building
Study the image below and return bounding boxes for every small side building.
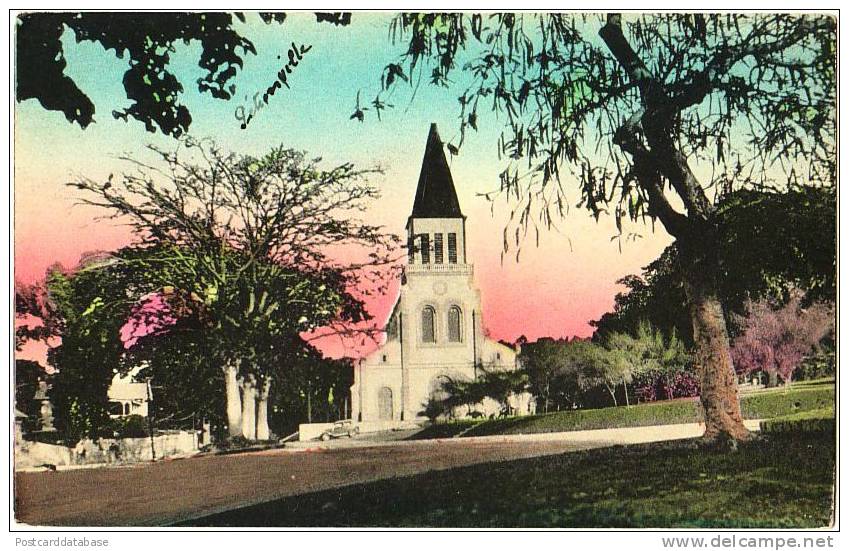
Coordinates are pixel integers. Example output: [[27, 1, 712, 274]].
[[107, 369, 150, 418]]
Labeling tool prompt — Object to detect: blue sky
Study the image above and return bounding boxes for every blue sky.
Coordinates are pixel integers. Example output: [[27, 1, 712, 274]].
[[15, 12, 674, 356]]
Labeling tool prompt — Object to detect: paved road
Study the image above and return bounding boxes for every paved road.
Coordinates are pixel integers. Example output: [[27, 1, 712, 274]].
[[14, 420, 760, 527]]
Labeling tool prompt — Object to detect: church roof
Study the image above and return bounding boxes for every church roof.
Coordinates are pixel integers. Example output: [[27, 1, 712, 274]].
[[410, 123, 463, 218]]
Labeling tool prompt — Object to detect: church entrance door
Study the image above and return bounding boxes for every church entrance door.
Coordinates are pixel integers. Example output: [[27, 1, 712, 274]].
[[378, 387, 394, 420]]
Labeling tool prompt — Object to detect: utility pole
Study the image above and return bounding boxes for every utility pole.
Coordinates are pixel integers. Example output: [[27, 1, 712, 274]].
[[472, 310, 478, 380], [145, 378, 156, 461], [307, 379, 312, 423], [399, 312, 406, 421]]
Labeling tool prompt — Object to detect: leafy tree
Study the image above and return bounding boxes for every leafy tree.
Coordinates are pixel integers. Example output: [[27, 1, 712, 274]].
[[15, 275, 65, 350], [604, 322, 692, 403], [716, 187, 836, 310], [592, 186, 836, 345], [40, 253, 146, 442], [474, 368, 529, 412], [520, 337, 583, 412], [269, 343, 354, 435], [70, 138, 398, 439], [15, 12, 351, 136], [591, 249, 692, 347], [572, 340, 628, 407], [370, 13, 836, 441], [15, 359, 47, 430], [731, 294, 834, 387], [126, 327, 225, 435], [425, 368, 527, 419]]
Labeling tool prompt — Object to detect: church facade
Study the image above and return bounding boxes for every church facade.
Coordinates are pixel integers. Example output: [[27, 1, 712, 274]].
[[351, 124, 530, 423]]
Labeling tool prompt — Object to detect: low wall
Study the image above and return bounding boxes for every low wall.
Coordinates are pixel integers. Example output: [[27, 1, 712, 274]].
[[15, 431, 199, 470]]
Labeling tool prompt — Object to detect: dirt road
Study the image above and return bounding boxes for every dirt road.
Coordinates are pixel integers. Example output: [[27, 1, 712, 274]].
[[14, 421, 760, 526]]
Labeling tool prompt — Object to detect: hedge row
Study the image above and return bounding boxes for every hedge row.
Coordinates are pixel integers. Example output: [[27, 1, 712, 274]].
[[760, 406, 836, 434], [459, 384, 834, 437]]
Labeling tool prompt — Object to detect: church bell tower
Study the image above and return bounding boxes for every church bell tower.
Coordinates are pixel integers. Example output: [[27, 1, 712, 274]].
[[406, 123, 467, 269]]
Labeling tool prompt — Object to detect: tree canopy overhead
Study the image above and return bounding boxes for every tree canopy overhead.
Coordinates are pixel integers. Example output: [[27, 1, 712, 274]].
[[15, 11, 351, 136], [365, 12, 836, 442], [372, 14, 835, 231]]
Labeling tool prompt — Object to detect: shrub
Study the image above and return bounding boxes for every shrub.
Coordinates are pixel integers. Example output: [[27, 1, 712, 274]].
[[98, 414, 149, 439], [741, 386, 834, 419], [760, 406, 835, 434], [215, 435, 253, 451], [795, 346, 836, 381], [633, 369, 700, 402]]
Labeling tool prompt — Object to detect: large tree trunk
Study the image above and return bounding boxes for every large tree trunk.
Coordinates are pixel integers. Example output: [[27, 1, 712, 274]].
[[256, 377, 271, 441], [241, 375, 257, 440], [682, 259, 751, 442], [224, 362, 242, 438]]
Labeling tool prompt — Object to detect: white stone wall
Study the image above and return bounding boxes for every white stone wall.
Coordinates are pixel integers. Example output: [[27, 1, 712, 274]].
[[15, 431, 199, 470]]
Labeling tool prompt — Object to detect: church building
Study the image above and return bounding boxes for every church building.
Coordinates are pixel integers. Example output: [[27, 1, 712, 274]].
[[351, 124, 528, 423]]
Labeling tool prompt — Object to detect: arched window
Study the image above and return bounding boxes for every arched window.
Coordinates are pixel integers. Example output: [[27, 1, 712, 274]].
[[421, 306, 436, 343], [448, 306, 463, 342]]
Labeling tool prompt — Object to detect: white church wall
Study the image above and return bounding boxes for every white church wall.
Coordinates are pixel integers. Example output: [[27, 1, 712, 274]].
[[350, 124, 530, 425]]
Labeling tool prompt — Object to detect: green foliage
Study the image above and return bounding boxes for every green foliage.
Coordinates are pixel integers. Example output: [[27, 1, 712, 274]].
[[717, 188, 837, 309], [760, 406, 835, 435], [100, 414, 150, 439], [461, 383, 834, 438], [45, 257, 143, 442], [593, 187, 836, 344], [15, 13, 350, 136], [521, 338, 577, 411], [603, 322, 690, 376], [15, 359, 46, 425], [128, 331, 225, 433], [521, 323, 689, 410], [269, 344, 354, 435], [795, 346, 836, 381], [52, 140, 396, 440], [424, 368, 529, 419], [70, 139, 396, 386]]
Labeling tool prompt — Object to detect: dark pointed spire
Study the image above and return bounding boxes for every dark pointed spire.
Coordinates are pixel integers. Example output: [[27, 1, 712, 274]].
[[410, 123, 463, 218]]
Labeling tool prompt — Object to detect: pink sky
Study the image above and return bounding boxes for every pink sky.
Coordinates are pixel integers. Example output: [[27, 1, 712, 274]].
[[13, 14, 674, 361]]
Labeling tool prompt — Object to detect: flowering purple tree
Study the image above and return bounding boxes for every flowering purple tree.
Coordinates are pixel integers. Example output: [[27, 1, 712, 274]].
[[731, 295, 834, 386]]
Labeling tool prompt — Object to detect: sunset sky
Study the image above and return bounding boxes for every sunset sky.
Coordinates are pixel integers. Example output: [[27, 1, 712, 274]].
[[14, 13, 674, 360]]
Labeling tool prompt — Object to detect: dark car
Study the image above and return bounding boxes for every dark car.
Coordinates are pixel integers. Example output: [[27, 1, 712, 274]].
[[319, 420, 360, 441]]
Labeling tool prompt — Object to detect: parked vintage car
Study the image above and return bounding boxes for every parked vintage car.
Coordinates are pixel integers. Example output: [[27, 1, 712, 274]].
[[319, 420, 360, 441]]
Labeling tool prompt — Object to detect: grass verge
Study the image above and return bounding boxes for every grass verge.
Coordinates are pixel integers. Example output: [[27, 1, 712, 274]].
[[182, 430, 835, 528], [760, 406, 835, 434], [407, 420, 481, 440], [460, 383, 834, 437]]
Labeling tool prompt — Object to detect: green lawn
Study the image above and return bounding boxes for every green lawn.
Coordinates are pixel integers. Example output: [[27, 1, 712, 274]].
[[760, 406, 836, 434], [456, 382, 834, 437], [184, 430, 836, 527]]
